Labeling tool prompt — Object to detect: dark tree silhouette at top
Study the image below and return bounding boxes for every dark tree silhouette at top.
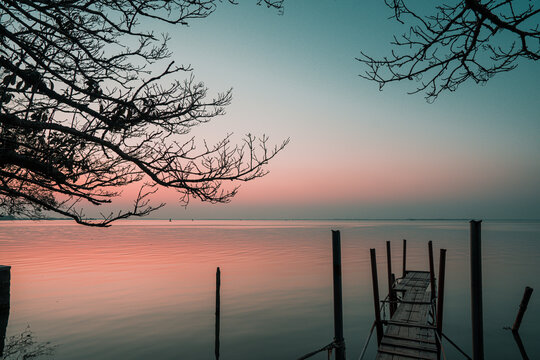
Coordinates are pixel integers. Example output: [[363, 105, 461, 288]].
[[0, 0, 287, 226], [358, 0, 539, 102]]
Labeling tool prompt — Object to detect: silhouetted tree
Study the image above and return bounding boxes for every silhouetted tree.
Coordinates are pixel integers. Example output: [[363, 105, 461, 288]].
[[358, 0, 539, 102], [0, 0, 287, 226]]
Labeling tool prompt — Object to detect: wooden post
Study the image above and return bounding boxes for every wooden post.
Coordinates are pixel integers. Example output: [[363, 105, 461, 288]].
[[512, 287, 534, 332], [386, 241, 396, 316], [370, 248, 384, 346], [436, 249, 446, 359], [332, 230, 346, 360], [215, 267, 220, 360], [402, 239, 407, 277], [0, 265, 10, 358], [470, 220, 484, 360], [0, 266, 9, 310], [428, 241, 436, 302]]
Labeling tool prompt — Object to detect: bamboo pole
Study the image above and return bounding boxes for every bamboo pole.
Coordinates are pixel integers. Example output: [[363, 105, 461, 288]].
[[436, 249, 446, 360], [215, 267, 220, 360], [402, 239, 407, 277], [428, 241, 436, 302], [386, 241, 396, 316], [370, 248, 384, 346], [470, 220, 484, 360], [332, 230, 346, 360]]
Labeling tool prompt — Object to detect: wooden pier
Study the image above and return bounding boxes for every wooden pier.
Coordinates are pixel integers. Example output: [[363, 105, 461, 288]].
[[371, 241, 446, 360], [376, 271, 437, 359]]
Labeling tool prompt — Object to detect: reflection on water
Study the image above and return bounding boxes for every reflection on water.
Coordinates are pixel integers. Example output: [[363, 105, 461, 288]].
[[1, 300, 55, 359], [2, 325, 56, 359], [512, 330, 530, 360], [0, 220, 539, 359], [1, 308, 7, 357]]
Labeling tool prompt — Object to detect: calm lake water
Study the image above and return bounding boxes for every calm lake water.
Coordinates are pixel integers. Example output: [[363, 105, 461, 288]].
[[0, 219, 539, 359]]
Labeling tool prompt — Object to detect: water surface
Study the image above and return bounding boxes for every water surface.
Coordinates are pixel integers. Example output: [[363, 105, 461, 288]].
[[1, 220, 539, 359]]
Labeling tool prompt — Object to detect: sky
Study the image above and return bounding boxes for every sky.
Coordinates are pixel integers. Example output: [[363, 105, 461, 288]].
[[119, 0, 540, 220]]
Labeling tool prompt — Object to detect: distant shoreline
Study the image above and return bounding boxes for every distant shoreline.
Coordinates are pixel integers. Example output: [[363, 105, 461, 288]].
[[2, 217, 540, 222]]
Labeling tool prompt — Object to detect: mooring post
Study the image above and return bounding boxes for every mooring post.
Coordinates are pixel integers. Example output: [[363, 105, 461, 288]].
[[370, 248, 384, 346], [386, 241, 396, 316], [436, 249, 446, 360], [512, 286, 534, 332], [402, 239, 407, 277], [215, 267, 221, 360], [331, 230, 346, 360], [428, 241, 436, 302], [0, 265, 10, 358], [0, 266, 9, 310], [470, 220, 484, 360]]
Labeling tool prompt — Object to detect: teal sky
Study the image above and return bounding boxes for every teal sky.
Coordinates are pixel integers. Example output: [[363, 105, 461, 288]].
[[133, 0, 539, 219]]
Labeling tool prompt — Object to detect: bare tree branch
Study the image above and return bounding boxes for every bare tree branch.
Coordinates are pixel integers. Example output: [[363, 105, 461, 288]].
[[0, 0, 288, 226], [358, 0, 539, 102]]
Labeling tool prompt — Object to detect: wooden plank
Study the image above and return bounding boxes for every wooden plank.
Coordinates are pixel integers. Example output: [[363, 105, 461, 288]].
[[383, 334, 436, 345], [378, 345, 437, 360], [376, 270, 437, 360], [381, 337, 437, 352], [385, 321, 436, 330]]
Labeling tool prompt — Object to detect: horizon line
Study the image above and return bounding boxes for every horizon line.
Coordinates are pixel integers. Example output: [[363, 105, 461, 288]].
[[2, 217, 540, 222]]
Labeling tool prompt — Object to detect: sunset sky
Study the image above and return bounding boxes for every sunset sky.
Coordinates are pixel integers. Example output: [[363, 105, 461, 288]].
[[126, 0, 539, 220]]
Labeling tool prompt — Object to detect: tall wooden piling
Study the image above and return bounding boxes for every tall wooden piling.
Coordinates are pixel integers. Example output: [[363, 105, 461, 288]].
[[370, 248, 383, 346], [386, 241, 396, 316], [0, 266, 10, 358], [0, 266, 9, 310], [428, 241, 436, 302], [331, 230, 346, 360], [215, 267, 221, 360], [436, 249, 446, 359], [470, 220, 484, 360], [402, 239, 407, 277], [512, 286, 534, 332]]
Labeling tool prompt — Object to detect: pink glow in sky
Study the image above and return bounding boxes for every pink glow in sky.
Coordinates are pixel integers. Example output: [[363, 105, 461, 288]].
[[79, 1, 540, 220]]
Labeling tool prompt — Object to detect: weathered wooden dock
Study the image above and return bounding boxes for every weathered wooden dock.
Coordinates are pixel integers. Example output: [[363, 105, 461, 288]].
[[299, 223, 498, 360], [376, 271, 437, 359], [371, 241, 447, 360]]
